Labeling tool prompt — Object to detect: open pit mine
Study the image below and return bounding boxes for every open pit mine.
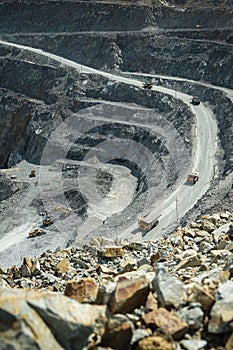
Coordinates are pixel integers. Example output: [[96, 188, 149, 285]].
[[0, 0, 232, 266]]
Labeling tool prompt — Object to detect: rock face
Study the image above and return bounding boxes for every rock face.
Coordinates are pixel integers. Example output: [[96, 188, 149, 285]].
[[0, 212, 233, 349], [0, 173, 27, 201], [1, 2, 232, 86], [0, 69, 70, 168]]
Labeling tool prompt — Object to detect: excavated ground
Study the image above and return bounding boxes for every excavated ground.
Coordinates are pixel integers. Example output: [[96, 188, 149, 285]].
[[0, 0, 232, 265]]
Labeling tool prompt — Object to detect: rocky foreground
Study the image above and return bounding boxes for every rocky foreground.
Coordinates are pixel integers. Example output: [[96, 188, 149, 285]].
[[0, 212, 233, 350]]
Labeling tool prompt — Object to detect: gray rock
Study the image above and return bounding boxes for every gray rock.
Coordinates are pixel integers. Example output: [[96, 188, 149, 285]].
[[216, 280, 233, 302], [0, 266, 7, 274], [176, 303, 204, 330], [130, 328, 152, 345], [208, 277, 233, 334], [180, 339, 207, 350], [220, 212, 231, 220], [191, 267, 225, 283], [174, 254, 203, 270], [208, 299, 233, 334], [228, 222, 233, 236], [96, 281, 116, 305], [41, 272, 59, 284], [18, 279, 31, 289], [213, 223, 231, 241], [27, 292, 107, 350], [137, 257, 151, 267], [178, 249, 198, 259], [199, 241, 214, 253], [20, 264, 31, 278], [208, 214, 221, 225], [124, 242, 147, 251], [120, 258, 137, 273], [0, 289, 63, 350], [152, 265, 187, 308], [216, 239, 229, 250], [202, 219, 216, 233]]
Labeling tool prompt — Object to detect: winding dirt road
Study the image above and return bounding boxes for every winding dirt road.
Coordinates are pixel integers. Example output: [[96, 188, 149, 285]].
[[0, 39, 226, 248]]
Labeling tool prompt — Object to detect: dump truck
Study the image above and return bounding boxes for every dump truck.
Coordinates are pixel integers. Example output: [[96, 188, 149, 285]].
[[186, 171, 199, 185], [143, 82, 153, 89], [28, 228, 46, 238], [42, 217, 53, 226], [29, 170, 36, 178], [138, 214, 160, 232], [191, 96, 200, 105]]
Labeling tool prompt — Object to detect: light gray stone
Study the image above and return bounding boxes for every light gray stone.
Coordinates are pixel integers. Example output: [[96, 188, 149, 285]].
[[216, 280, 233, 302], [27, 292, 107, 350], [131, 328, 152, 345], [180, 339, 207, 350], [176, 303, 204, 330], [0, 289, 63, 350], [137, 257, 151, 268], [96, 281, 116, 305], [152, 266, 187, 308], [208, 300, 233, 334], [208, 277, 233, 334]]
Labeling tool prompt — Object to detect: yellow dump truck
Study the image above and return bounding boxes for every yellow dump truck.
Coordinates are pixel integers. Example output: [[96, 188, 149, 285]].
[[42, 217, 53, 226], [143, 82, 153, 89], [186, 171, 199, 185], [29, 170, 36, 178], [138, 215, 160, 232], [191, 96, 200, 105], [28, 228, 46, 238]]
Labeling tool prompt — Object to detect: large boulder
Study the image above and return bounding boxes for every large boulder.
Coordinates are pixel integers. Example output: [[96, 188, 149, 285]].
[[0, 289, 107, 350]]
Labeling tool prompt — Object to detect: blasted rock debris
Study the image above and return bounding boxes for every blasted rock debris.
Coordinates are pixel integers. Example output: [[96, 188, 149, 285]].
[[0, 211, 233, 349]]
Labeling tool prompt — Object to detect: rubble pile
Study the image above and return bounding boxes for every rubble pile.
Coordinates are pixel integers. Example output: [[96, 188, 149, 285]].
[[0, 211, 233, 349]]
